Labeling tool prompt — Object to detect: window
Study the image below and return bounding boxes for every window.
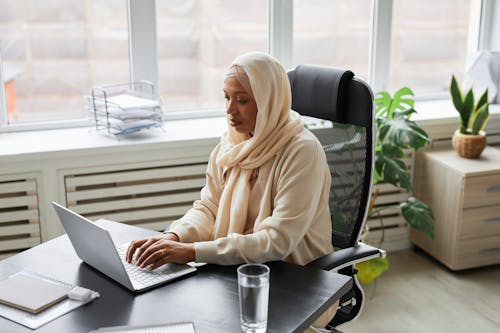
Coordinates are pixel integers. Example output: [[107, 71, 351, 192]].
[[0, 0, 129, 125], [0, 0, 492, 131], [293, 0, 371, 80], [156, 0, 268, 112], [388, 0, 472, 96]]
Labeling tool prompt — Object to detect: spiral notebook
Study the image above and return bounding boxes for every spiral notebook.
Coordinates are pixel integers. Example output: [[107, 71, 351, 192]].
[[0, 270, 100, 329], [0, 273, 71, 314]]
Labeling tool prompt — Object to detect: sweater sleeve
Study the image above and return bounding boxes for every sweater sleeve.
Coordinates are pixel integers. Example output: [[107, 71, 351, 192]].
[[167, 145, 223, 243], [195, 136, 331, 265]]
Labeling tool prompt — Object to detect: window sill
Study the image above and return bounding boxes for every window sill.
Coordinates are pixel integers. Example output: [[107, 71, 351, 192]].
[[1, 99, 499, 163], [413, 100, 500, 138], [0, 117, 226, 162], [414, 100, 500, 120]]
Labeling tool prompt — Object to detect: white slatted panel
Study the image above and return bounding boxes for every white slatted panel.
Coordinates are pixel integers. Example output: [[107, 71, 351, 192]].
[[366, 225, 411, 251], [0, 178, 41, 259], [367, 153, 413, 251], [65, 162, 208, 232]]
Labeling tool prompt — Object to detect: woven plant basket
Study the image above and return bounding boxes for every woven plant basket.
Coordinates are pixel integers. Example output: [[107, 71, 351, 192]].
[[451, 130, 487, 159]]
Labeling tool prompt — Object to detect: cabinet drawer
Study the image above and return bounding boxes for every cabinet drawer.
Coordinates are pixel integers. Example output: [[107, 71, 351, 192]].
[[455, 234, 500, 269], [460, 206, 500, 239], [463, 173, 500, 208]]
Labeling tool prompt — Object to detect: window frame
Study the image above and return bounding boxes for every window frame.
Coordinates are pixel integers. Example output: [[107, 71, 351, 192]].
[[369, 0, 393, 93], [0, 0, 493, 132], [0, 42, 7, 127]]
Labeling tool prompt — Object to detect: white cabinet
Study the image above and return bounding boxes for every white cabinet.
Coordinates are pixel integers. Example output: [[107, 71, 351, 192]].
[[411, 146, 500, 270]]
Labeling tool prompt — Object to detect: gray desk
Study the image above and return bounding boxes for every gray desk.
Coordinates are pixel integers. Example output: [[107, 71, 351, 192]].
[[0, 220, 352, 333]]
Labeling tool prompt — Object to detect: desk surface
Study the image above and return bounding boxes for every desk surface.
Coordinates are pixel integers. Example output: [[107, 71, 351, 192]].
[[0, 220, 352, 333]]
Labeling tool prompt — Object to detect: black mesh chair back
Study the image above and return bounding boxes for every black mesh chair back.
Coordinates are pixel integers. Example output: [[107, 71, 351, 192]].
[[288, 64, 374, 251], [287, 64, 379, 329]]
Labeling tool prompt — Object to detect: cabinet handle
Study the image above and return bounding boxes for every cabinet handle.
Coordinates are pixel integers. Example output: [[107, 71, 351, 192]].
[[484, 218, 500, 224], [486, 185, 500, 193], [479, 248, 500, 256]]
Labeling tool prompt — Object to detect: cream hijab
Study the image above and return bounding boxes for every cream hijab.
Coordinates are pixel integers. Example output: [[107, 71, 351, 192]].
[[213, 52, 304, 238]]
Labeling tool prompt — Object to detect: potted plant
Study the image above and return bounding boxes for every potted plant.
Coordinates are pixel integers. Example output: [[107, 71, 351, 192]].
[[356, 87, 435, 284], [450, 75, 490, 158]]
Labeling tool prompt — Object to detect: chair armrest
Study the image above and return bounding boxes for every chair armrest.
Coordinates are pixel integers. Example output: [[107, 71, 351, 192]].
[[307, 242, 386, 271]]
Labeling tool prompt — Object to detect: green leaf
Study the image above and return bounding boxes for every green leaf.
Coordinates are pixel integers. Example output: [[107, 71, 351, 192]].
[[377, 110, 430, 149], [377, 117, 391, 142], [381, 143, 404, 157], [450, 75, 463, 112], [390, 87, 415, 118], [373, 168, 381, 185], [400, 197, 435, 239], [475, 89, 488, 114], [375, 87, 414, 119], [356, 257, 389, 284], [375, 144, 412, 190], [470, 103, 490, 135], [450, 76, 469, 134], [459, 124, 467, 134], [374, 91, 392, 117], [373, 146, 382, 184], [462, 89, 474, 130]]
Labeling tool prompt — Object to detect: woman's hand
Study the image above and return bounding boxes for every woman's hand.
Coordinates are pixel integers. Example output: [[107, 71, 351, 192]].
[[135, 240, 195, 270], [125, 233, 195, 270], [126, 232, 178, 263]]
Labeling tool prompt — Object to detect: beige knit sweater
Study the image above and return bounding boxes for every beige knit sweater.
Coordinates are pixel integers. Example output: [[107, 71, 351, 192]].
[[168, 127, 333, 266]]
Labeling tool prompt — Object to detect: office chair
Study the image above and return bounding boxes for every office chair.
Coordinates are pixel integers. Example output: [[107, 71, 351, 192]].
[[288, 65, 386, 331]]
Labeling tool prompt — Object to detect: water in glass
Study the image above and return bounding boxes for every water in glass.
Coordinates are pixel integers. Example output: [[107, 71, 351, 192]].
[[238, 267, 269, 333]]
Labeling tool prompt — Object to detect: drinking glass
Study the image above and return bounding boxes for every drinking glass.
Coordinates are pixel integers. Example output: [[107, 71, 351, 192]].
[[237, 263, 270, 333]]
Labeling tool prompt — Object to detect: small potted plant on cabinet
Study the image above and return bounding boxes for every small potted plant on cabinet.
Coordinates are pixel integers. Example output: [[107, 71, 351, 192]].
[[450, 75, 490, 159]]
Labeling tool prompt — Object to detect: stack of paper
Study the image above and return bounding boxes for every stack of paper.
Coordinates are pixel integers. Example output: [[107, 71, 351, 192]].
[[106, 94, 161, 110], [87, 82, 165, 137]]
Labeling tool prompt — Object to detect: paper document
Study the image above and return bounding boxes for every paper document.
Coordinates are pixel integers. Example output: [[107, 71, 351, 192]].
[[93, 109, 162, 121], [106, 94, 161, 110]]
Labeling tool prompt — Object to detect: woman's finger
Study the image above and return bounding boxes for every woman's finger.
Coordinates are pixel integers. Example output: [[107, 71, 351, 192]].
[[136, 241, 164, 266], [134, 238, 159, 263], [126, 238, 147, 262], [139, 247, 166, 269], [149, 253, 170, 270]]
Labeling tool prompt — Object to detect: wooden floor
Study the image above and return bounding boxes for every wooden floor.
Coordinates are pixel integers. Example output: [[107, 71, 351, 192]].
[[341, 248, 500, 333]]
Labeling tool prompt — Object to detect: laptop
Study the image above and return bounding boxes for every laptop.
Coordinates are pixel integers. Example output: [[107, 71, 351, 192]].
[[52, 202, 196, 292]]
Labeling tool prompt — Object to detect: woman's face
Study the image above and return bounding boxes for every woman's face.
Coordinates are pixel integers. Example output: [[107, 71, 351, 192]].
[[224, 77, 258, 135]]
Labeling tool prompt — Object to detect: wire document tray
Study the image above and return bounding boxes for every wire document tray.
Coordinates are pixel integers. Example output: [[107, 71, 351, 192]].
[[87, 81, 165, 139]]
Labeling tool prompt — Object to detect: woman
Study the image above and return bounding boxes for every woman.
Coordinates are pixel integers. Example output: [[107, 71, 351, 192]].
[[126, 52, 336, 329]]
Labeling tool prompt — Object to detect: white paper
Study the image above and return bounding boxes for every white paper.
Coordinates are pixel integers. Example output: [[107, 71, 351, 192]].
[[94, 109, 162, 121], [104, 118, 163, 132], [465, 51, 500, 103], [106, 94, 161, 110]]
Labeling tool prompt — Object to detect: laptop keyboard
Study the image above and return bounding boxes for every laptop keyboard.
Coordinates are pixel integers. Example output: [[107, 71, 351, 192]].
[[116, 244, 178, 287]]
